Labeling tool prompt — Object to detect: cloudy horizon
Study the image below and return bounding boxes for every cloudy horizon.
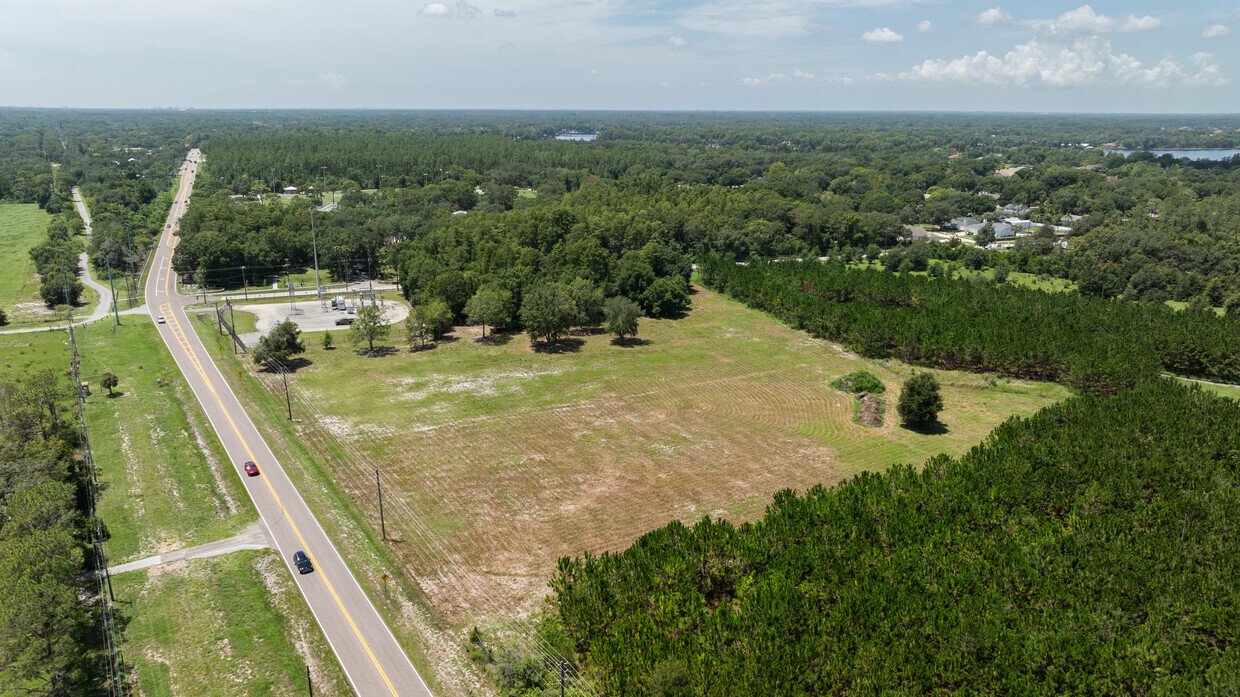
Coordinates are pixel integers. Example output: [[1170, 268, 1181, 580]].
[[1, 1, 1237, 113]]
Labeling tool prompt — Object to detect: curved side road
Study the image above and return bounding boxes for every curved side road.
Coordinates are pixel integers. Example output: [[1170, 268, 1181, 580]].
[[72, 187, 114, 324], [145, 152, 433, 697]]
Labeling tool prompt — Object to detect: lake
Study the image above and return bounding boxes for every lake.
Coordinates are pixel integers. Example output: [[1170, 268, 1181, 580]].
[[1105, 148, 1240, 161], [555, 133, 597, 141]]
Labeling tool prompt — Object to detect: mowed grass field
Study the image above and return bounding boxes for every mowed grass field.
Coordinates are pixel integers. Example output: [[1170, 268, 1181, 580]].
[[198, 284, 1070, 632], [0, 203, 52, 320], [0, 323, 348, 695]]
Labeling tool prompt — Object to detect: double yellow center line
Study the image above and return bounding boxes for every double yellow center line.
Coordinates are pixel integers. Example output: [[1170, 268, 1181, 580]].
[[156, 159, 400, 696]]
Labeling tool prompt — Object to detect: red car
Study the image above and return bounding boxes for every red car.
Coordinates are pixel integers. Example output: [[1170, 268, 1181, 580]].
[[244, 461, 260, 477]]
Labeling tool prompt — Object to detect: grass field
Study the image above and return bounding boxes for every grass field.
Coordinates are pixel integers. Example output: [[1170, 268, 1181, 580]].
[[0, 322, 347, 694], [114, 550, 347, 697], [0, 203, 50, 318], [193, 284, 1071, 646]]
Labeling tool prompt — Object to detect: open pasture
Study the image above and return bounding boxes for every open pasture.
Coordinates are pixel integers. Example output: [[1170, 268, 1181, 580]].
[[228, 285, 1069, 627]]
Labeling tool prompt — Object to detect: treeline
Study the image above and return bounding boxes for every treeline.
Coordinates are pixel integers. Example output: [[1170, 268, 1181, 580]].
[[0, 369, 97, 691], [551, 381, 1240, 695], [699, 257, 1240, 392], [28, 212, 87, 308]]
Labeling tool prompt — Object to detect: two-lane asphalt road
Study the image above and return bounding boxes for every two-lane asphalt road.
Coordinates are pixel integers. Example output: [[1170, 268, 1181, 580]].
[[145, 152, 432, 697]]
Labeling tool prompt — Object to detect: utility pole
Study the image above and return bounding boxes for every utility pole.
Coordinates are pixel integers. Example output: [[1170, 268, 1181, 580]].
[[215, 301, 223, 335], [229, 300, 237, 353], [375, 469, 386, 540], [311, 208, 322, 299], [281, 371, 292, 421], [107, 261, 120, 327], [241, 265, 248, 301], [560, 661, 567, 697], [306, 665, 313, 696], [125, 224, 136, 302]]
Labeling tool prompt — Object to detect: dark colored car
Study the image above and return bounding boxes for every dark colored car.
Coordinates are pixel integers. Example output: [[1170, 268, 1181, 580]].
[[293, 551, 314, 574], [244, 461, 259, 477], [335, 317, 354, 325]]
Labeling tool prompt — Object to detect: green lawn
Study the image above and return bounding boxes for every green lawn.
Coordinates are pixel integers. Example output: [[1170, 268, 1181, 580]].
[[115, 550, 348, 697], [190, 284, 1070, 668], [0, 204, 52, 321], [0, 322, 348, 695]]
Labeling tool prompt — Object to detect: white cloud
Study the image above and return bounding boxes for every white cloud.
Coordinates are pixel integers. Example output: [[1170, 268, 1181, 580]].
[[896, 36, 1227, 88], [861, 27, 903, 43], [668, 35, 687, 49], [1201, 24, 1231, 39], [1028, 5, 1161, 37], [493, 8, 516, 18], [741, 70, 817, 86], [318, 72, 348, 89], [420, 2, 449, 16], [1119, 15, 1161, 33], [917, 20, 933, 33], [975, 8, 1013, 26], [455, 0, 480, 19]]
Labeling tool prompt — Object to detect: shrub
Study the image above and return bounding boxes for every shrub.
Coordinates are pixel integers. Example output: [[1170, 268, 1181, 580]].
[[831, 370, 885, 394]]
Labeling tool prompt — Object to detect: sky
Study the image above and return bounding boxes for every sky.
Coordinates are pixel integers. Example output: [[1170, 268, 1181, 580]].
[[1, 0, 1238, 112]]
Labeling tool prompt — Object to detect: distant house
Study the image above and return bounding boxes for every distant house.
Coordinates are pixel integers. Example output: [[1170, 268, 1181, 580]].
[[994, 167, 1026, 177], [1003, 218, 1035, 230], [947, 153, 963, 160], [283, 186, 298, 195]]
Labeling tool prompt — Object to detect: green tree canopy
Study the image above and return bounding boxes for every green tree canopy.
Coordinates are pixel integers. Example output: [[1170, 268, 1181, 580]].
[[465, 288, 512, 340], [897, 372, 944, 425], [520, 283, 577, 345], [348, 305, 390, 353], [603, 296, 642, 344], [253, 319, 305, 369]]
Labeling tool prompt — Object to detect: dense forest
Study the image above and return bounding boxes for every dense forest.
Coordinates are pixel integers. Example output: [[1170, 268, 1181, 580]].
[[0, 370, 98, 691], [187, 113, 1240, 310], [699, 256, 1240, 392], [551, 381, 1240, 695]]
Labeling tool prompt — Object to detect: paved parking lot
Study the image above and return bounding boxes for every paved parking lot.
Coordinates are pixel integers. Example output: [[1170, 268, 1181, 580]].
[[238, 298, 409, 345]]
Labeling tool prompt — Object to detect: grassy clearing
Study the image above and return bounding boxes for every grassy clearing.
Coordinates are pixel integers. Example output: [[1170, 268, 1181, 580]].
[[191, 284, 1070, 667], [72, 320, 257, 563], [848, 259, 1078, 293], [0, 321, 348, 694], [114, 550, 348, 697], [0, 203, 50, 317], [1175, 377, 1240, 400]]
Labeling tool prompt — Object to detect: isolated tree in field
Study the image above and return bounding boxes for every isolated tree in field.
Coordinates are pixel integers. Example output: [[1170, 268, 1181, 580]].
[[567, 278, 605, 329], [322, 331, 333, 350], [465, 288, 511, 339], [603, 296, 642, 344], [253, 319, 305, 369], [520, 283, 577, 345], [0, 306, 7, 326], [425, 300, 454, 339], [349, 305, 390, 353], [406, 305, 433, 347], [100, 372, 118, 397], [897, 372, 943, 426]]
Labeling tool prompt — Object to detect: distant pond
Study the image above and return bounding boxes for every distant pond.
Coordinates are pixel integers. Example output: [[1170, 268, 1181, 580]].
[[555, 133, 598, 141], [1105, 148, 1240, 161]]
